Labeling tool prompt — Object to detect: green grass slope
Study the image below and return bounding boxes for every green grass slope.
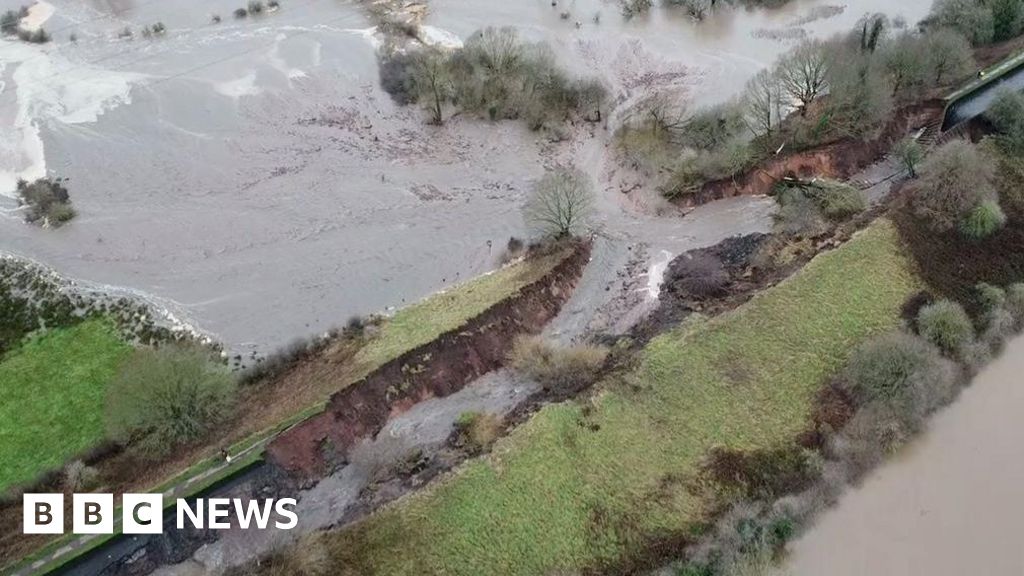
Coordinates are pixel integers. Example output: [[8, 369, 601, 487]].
[[314, 219, 921, 575], [0, 320, 130, 491]]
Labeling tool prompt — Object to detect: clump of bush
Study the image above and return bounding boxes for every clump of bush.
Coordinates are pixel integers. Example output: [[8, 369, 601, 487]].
[[140, 22, 166, 38], [16, 177, 75, 226], [508, 335, 608, 395], [64, 460, 100, 492], [916, 299, 975, 356], [620, 0, 652, 18], [105, 344, 236, 459], [1, 8, 24, 35], [16, 26, 49, 43], [910, 140, 1004, 237], [1005, 283, 1024, 329], [453, 411, 503, 453], [234, 7, 249, 18], [499, 236, 527, 264], [810, 181, 867, 220], [986, 88, 1024, 151], [680, 500, 797, 576], [842, 331, 957, 424], [959, 200, 1007, 240], [974, 282, 1017, 347]]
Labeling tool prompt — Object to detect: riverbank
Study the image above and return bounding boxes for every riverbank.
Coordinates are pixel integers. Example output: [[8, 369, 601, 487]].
[[783, 335, 1024, 576]]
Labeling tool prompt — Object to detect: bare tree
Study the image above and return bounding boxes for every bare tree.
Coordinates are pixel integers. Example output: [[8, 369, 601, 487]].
[[825, 51, 893, 137], [777, 40, 830, 116], [881, 33, 929, 98], [857, 13, 888, 53], [629, 92, 689, 141], [524, 167, 594, 238], [573, 79, 609, 123], [743, 68, 782, 141], [893, 137, 923, 178], [924, 29, 975, 84], [413, 49, 452, 125], [464, 26, 522, 76]]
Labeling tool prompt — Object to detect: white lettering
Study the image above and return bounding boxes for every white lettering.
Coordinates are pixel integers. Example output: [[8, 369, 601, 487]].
[[207, 498, 232, 529], [233, 499, 273, 529], [176, 499, 203, 529], [274, 498, 298, 530]]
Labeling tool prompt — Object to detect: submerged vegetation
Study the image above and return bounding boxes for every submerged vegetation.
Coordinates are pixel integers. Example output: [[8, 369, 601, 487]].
[[1, 6, 50, 43], [380, 27, 607, 130], [16, 178, 75, 226]]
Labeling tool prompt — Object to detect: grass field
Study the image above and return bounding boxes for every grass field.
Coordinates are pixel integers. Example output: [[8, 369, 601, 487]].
[[306, 220, 921, 575], [0, 320, 130, 491]]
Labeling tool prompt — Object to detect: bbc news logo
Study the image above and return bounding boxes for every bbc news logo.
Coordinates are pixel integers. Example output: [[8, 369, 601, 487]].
[[23, 494, 298, 535]]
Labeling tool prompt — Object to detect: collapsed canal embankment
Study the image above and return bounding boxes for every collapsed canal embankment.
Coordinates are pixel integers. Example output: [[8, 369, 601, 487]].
[[266, 240, 592, 482], [42, 240, 591, 576]]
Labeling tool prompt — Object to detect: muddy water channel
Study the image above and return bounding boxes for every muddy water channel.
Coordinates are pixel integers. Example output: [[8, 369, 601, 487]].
[[784, 336, 1024, 576], [1, 0, 932, 355]]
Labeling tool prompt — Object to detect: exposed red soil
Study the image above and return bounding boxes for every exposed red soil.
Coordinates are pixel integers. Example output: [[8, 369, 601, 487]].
[[676, 102, 944, 208], [266, 241, 592, 482]]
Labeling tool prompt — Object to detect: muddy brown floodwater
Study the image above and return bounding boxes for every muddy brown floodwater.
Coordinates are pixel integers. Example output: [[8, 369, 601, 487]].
[[783, 336, 1024, 576], [0, 0, 932, 357]]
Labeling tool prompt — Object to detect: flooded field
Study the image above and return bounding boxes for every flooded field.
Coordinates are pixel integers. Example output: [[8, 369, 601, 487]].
[[0, 0, 933, 355], [785, 336, 1024, 576]]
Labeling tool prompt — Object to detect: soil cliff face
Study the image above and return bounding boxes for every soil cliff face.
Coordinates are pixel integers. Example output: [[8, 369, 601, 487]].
[[266, 241, 592, 482], [678, 102, 944, 207]]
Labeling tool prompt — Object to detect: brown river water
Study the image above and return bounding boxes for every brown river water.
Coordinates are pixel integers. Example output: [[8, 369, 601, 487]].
[[784, 336, 1024, 576], [0, 0, 933, 355]]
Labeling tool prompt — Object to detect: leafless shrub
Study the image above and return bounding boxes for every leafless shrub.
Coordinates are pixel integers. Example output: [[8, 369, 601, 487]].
[[508, 335, 608, 395], [64, 460, 99, 492], [524, 167, 594, 238]]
